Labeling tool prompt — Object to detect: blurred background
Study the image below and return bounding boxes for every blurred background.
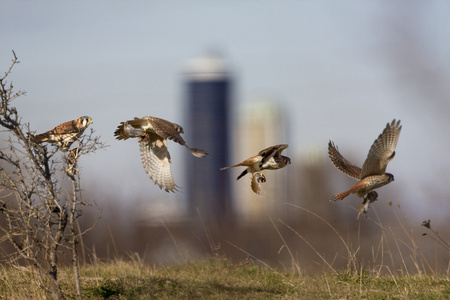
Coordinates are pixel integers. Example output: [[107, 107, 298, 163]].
[[1, 1, 449, 272]]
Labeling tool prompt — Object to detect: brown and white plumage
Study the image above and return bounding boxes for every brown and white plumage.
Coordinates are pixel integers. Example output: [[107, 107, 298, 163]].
[[328, 119, 402, 216], [30, 116, 93, 152], [114, 116, 208, 193], [221, 144, 291, 195]]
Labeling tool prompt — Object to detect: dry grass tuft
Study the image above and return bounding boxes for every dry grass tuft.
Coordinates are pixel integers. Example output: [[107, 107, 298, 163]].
[[0, 258, 448, 299]]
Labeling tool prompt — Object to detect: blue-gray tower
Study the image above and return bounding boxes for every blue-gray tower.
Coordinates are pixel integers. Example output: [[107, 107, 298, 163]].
[[184, 53, 234, 226]]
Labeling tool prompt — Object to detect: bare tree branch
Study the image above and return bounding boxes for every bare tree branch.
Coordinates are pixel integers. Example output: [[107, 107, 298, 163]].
[[0, 51, 106, 299]]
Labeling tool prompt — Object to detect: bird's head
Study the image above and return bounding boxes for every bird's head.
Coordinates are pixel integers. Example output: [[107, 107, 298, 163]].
[[80, 116, 93, 128], [387, 173, 394, 182], [283, 156, 291, 165], [173, 123, 184, 134]]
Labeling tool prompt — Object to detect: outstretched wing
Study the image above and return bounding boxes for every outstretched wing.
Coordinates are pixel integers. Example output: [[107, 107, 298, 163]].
[[258, 144, 288, 166], [328, 141, 362, 179], [361, 119, 402, 178], [139, 133, 178, 193]]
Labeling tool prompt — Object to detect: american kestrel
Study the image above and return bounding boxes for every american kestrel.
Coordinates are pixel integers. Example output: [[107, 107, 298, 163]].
[[30, 116, 93, 152], [221, 144, 291, 195], [114, 116, 208, 192], [328, 119, 402, 217]]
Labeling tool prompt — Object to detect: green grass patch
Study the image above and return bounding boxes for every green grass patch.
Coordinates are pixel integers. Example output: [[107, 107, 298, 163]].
[[0, 259, 448, 299]]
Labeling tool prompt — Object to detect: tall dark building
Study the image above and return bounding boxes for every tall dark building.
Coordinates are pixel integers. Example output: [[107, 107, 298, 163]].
[[184, 53, 234, 226]]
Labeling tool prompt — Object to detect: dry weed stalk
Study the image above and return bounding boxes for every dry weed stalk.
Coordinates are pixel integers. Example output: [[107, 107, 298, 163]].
[[0, 52, 105, 299], [421, 219, 450, 251]]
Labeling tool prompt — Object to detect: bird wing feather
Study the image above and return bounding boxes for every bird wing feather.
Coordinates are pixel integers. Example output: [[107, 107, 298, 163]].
[[258, 144, 288, 166], [361, 119, 402, 178], [48, 119, 81, 135], [328, 141, 362, 179], [139, 132, 178, 192]]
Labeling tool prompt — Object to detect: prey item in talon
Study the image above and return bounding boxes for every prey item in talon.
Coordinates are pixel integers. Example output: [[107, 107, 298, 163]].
[[257, 173, 266, 183], [357, 191, 379, 219], [251, 173, 263, 195]]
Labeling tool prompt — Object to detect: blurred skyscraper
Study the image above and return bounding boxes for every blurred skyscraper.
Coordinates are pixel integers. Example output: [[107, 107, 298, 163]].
[[183, 52, 234, 226]]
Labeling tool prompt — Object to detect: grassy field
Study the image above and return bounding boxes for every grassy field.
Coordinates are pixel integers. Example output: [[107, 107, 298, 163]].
[[1, 204, 448, 299], [0, 258, 448, 299]]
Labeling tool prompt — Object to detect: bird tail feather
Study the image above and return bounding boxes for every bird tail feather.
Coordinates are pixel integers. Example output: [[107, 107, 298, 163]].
[[220, 163, 241, 170], [29, 133, 48, 143], [329, 189, 351, 202], [185, 145, 208, 158]]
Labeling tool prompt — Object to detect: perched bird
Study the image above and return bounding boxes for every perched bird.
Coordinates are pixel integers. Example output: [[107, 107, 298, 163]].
[[30, 116, 93, 152], [328, 119, 402, 217], [221, 144, 291, 195], [114, 116, 208, 192]]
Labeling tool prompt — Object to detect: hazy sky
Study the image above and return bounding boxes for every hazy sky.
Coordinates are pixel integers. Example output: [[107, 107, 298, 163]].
[[1, 1, 450, 219]]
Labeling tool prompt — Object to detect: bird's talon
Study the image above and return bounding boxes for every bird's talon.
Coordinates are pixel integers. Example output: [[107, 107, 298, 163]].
[[259, 173, 267, 183]]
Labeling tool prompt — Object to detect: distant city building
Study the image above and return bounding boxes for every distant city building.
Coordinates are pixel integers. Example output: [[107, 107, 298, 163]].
[[234, 99, 289, 223], [287, 146, 334, 222], [183, 52, 234, 226]]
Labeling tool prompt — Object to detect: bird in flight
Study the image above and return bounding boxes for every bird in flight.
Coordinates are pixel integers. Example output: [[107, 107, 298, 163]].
[[114, 116, 208, 192], [221, 144, 291, 195], [30, 116, 93, 152], [328, 119, 402, 218]]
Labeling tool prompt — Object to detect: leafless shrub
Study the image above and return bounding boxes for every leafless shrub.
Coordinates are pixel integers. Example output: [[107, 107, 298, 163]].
[[0, 51, 106, 299]]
